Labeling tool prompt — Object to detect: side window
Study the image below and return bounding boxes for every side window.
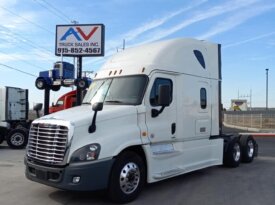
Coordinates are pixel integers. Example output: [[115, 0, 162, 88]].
[[193, 50, 206, 69], [150, 78, 172, 106], [200, 88, 207, 109], [56, 100, 64, 107]]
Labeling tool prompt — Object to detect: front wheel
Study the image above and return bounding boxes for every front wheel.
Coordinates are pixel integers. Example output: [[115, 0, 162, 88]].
[[35, 78, 47, 90], [6, 128, 28, 149], [108, 151, 145, 203]]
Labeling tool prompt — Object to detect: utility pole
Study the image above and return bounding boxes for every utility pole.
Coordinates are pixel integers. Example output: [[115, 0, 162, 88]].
[[71, 20, 79, 72], [266, 68, 269, 110], [250, 89, 252, 111]]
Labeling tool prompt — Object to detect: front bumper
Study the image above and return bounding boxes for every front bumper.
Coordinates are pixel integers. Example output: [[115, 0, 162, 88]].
[[25, 158, 115, 191]]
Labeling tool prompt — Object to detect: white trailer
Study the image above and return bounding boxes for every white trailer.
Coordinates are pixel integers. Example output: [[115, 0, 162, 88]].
[[25, 39, 258, 203], [0, 86, 42, 149]]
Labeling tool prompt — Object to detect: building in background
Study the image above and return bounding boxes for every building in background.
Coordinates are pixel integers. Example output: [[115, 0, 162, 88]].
[[231, 99, 248, 111]]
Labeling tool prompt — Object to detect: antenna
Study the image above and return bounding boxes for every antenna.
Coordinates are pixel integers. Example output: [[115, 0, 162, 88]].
[[123, 39, 125, 50], [116, 39, 126, 52]]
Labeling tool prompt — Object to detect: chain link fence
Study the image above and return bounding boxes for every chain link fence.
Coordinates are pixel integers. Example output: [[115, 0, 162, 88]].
[[224, 111, 275, 129]]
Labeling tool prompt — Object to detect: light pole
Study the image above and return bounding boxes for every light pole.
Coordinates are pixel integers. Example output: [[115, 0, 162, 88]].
[[266, 68, 269, 110]]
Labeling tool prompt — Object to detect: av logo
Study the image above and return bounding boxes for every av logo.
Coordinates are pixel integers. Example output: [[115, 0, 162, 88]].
[[60, 26, 99, 41]]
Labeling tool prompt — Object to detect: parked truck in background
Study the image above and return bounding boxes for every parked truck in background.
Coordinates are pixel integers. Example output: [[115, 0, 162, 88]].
[[49, 89, 90, 114], [25, 38, 258, 203], [0, 86, 42, 149], [49, 90, 77, 114]]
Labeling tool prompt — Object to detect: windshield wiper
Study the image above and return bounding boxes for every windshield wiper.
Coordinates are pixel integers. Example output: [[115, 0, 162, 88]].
[[82, 102, 91, 105], [104, 100, 123, 104]]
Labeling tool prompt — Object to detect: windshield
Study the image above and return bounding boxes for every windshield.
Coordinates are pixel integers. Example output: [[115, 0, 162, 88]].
[[82, 75, 148, 105]]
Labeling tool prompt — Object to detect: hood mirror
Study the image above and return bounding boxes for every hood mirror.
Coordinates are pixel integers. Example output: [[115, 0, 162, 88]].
[[92, 102, 103, 112], [89, 102, 103, 133]]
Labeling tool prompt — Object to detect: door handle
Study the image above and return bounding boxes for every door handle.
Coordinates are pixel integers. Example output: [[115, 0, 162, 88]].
[[171, 123, 176, 134]]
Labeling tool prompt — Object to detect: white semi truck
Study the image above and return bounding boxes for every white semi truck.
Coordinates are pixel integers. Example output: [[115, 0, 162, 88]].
[[25, 39, 258, 203]]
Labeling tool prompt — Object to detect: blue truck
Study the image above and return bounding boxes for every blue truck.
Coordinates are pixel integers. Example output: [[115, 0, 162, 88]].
[[35, 61, 75, 91], [35, 61, 92, 91]]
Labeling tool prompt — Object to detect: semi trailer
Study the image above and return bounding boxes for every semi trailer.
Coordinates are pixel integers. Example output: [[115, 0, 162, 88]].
[[25, 38, 258, 203], [0, 86, 42, 149]]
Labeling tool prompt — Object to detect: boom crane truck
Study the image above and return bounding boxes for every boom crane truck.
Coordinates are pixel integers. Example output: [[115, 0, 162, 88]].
[[25, 39, 258, 203]]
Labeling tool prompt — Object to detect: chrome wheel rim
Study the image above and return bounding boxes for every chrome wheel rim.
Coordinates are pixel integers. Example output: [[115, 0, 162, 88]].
[[37, 81, 44, 88], [247, 140, 254, 158], [78, 81, 85, 88], [11, 133, 24, 146], [119, 162, 140, 194], [233, 143, 241, 162]]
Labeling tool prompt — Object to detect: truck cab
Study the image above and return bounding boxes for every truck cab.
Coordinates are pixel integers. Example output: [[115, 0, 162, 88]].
[[25, 39, 257, 203], [49, 90, 77, 114]]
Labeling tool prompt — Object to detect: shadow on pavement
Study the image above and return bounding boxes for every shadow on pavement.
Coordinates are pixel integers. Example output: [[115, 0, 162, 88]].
[[49, 190, 112, 205]]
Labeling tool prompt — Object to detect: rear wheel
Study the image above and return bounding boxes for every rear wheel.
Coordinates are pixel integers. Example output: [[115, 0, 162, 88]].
[[108, 151, 145, 203], [240, 135, 256, 163], [223, 137, 241, 167], [6, 128, 28, 149], [0, 134, 4, 144], [51, 85, 61, 92], [75, 78, 88, 89]]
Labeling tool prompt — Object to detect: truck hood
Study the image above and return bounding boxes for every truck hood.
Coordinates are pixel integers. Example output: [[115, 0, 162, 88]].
[[36, 104, 138, 127]]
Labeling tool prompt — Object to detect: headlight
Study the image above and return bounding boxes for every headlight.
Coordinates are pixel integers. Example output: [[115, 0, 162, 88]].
[[70, 143, 101, 163]]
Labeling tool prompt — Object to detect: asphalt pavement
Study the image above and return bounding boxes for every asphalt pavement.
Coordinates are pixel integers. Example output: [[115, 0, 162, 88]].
[[0, 130, 275, 205]]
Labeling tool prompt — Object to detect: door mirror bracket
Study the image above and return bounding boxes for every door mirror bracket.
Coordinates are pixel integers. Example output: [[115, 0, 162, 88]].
[[151, 85, 170, 118]]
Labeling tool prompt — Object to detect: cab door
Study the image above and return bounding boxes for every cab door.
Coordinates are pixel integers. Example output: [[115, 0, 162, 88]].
[[145, 73, 177, 144]]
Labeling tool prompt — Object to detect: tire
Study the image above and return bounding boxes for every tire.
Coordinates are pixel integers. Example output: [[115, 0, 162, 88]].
[[0, 134, 4, 144], [6, 128, 28, 149], [14, 122, 28, 129], [108, 151, 145, 203], [51, 85, 61, 92], [35, 78, 46, 90], [223, 137, 241, 168], [240, 135, 256, 163], [75, 78, 88, 89]]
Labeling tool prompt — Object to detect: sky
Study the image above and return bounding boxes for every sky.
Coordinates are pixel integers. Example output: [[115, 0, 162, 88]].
[[0, 0, 274, 109]]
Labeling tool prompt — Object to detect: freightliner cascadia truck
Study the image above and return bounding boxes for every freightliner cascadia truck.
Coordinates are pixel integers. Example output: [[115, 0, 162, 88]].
[[25, 39, 258, 203]]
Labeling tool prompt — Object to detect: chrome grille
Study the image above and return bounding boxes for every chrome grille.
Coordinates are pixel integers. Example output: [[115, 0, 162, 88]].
[[27, 123, 68, 164]]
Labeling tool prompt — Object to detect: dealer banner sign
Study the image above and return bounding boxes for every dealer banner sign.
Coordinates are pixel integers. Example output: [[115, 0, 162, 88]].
[[55, 24, 105, 57]]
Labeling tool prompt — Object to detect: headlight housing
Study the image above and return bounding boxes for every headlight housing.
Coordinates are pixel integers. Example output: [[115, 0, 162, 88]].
[[70, 143, 101, 163]]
